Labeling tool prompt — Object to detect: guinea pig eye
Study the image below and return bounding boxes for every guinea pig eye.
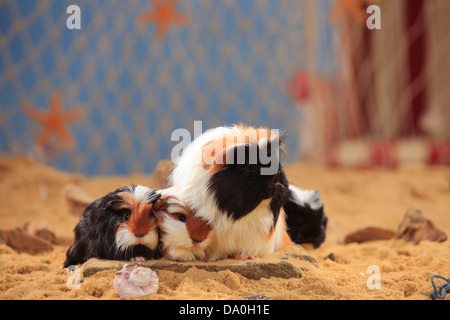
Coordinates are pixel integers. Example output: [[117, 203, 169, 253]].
[[118, 208, 131, 221], [178, 214, 186, 223]]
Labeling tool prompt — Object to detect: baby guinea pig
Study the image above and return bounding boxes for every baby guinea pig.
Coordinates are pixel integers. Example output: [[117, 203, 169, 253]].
[[154, 188, 214, 262], [64, 185, 162, 268]]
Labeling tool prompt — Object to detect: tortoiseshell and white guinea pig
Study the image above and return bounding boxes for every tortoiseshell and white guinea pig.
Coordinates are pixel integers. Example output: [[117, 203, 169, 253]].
[[154, 188, 214, 262], [167, 124, 293, 260], [63, 185, 162, 268]]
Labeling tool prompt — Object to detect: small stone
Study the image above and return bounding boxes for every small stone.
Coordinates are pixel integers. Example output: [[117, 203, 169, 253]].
[[324, 253, 335, 261], [225, 272, 241, 290], [63, 184, 94, 218], [396, 208, 447, 244], [2, 228, 53, 252], [288, 253, 319, 268], [81, 252, 313, 280], [344, 227, 396, 244], [22, 221, 56, 244]]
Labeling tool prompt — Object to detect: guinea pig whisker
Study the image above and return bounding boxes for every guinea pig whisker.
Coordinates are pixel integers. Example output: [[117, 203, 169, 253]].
[[271, 170, 281, 183], [274, 182, 286, 189], [112, 237, 122, 255]]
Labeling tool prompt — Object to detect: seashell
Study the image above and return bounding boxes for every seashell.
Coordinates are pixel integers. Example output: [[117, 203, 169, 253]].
[[113, 263, 159, 299]]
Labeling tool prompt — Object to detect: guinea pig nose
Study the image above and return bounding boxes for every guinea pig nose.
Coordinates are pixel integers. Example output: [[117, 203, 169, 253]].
[[134, 233, 145, 238], [192, 238, 202, 245]]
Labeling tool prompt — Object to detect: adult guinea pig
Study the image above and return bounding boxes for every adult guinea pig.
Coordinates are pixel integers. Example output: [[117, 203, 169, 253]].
[[154, 188, 214, 262], [63, 185, 162, 268], [167, 124, 292, 260]]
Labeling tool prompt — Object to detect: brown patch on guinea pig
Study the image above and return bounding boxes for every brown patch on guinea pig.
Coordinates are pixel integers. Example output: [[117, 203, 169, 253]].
[[200, 125, 278, 174], [117, 191, 157, 238], [154, 194, 213, 261]]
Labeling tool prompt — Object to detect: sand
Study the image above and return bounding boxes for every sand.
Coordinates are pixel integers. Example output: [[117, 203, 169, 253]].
[[0, 156, 449, 300]]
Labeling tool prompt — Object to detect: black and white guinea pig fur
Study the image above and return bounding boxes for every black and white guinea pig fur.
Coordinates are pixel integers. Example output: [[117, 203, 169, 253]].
[[283, 184, 328, 249], [64, 185, 162, 268], [153, 188, 214, 262]]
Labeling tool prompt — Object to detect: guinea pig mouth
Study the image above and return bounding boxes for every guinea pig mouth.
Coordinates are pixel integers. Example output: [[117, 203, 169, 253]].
[[116, 227, 158, 252], [130, 241, 156, 252], [191, 238, 203, 248], [127, 244, 160, 260], [135, 237, 145, 244], [134, 235, 157, 247]]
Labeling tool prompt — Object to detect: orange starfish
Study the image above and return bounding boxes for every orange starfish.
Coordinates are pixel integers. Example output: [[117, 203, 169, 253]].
[[23, 91, 86, 153], [138, 0, 189, 39], [329, 0, 374, 23]]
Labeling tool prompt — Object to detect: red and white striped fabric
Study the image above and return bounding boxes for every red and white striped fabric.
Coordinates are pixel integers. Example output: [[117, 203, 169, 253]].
[[327, 139, 450, 169]]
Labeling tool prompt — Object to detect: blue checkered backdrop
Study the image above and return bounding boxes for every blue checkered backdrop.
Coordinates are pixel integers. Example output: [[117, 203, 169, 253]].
[[0, 0, 335, 175]]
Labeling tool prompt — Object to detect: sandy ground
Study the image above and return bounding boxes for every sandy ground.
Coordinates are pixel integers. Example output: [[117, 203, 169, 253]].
[[0, 156, 449, 300]]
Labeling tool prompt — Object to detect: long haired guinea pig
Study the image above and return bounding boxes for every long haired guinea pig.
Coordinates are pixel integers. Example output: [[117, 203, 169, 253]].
[[63, 185, 162, 268], [167, 124, 292, 260], [154, 188, 213, 262]]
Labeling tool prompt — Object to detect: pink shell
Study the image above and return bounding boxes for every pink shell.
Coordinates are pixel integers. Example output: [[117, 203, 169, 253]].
[[113, 263, 159, 299]]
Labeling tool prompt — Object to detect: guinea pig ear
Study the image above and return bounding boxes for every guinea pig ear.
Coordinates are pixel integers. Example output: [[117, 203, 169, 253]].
[[147, 190, 161, 204], [255, 132, 287, 176], [259, 130, 286, 154], [101, 192, 124, 211], [152, 196, 169, 212], [201, 139, 227, 171]]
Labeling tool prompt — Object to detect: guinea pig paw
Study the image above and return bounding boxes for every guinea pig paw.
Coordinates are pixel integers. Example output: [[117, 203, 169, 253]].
[[234, 254, 256, 260], [166, 250, 196, 262], [193, 251, 207, 261], [131, 256, 146, 262]]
